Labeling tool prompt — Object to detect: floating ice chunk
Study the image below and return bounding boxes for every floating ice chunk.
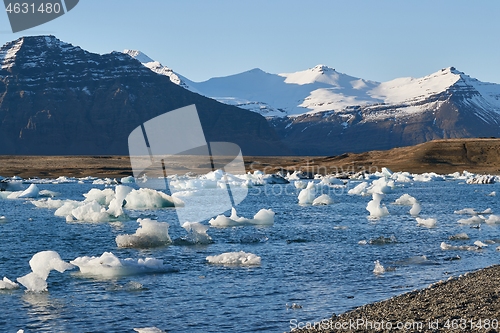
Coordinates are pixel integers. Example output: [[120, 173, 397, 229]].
[[440, 242, 479, 251], [312, 194, 333, 206], [488, 191, 496, 197], [392, 172, 412, 182], [381, 167, 393, 177], [17, 251, 74, 292], [449, 233, 469, 240], [320, 176, 344, 186], [116, 218, 171, 248], [107, 185, 133, 217], [373, 260, 385, 274], [416, 217, 437, 228], [263, 174, 289, 184], [124, 188, 183, 209], [54, 200, 82, 217], [18, 184, 40, 198], [297, 181, 316, 204], [412, 173, 445, 182], [457, 216, 484, 224], [71, 252, 174, 278], [454, 208, 492, 215], [348, 182, 368, 195], [474, 240, 488, 248], [366, 193, 389, 218], [368, 235, 397, 245], [0, 215, 6, 221], [409, 202, 422, 216], [366, 177, 394, 194], [484, 215, 500, 224], [208, 207, 274, 227], [84, 188, 115, 206], [0, 277, 19, 290], [120, 176, 135, 184], [92, 178, 118, 185], [182, 221, 212, 244], [31, 198, 65, 209], [294, 181, 307, 189], [71, 200, 111, 223], [39, 190, 59, 197], [394, 194, 417, 205], [206, 251, 261, 266], [133, 327, 164, 333], [466, 175, 496, 184]]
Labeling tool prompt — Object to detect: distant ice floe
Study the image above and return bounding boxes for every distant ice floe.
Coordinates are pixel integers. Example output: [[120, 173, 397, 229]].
[[449, 232, 469, 240], [133, 327, 164, 333], [17, 251, 74, 292], [209, 207, 274, 227], [373, 260, 385, 274], [206, 251, 261, 266], [297, 181, 316, 204], [71, 252, 175, 278], [366, 193, 389, 218], [466, 175, 496, 184], [312, 194, 333, 206], [454, 207, 492, 215], [440, 242, 480, 251], [32, 185, 183, 223], [348, 182, 369, 195], [116, 218, 172, 248], [394, 193, 421, 216], [416, 217, 437, 228]]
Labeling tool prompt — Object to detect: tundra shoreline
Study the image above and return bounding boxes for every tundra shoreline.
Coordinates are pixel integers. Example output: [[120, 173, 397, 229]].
[[290, 264, 500, 332]]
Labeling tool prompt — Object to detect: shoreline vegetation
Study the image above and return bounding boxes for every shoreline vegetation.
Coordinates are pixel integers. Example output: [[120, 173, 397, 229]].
[[290, 264, 500, 333], [0, 139, 500, 178]]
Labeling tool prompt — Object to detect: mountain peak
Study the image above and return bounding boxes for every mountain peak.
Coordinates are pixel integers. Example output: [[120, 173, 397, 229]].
[[123, 49, 154, 64], [311, 64, 335, 73]]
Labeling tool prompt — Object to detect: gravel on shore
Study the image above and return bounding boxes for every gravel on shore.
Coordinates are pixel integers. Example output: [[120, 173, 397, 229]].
[[291, 265, 500, 332]]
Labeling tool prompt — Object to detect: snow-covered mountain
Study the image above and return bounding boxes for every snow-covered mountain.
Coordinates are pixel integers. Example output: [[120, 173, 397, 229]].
[[124, 49, 500, 154], [0, 36, 287, 155], [124, 51, 500, 122]]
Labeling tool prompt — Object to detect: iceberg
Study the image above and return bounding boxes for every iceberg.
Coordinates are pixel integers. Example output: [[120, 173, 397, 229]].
[[416, 217, 437, 228], [182, 221, 212, 244], [0, 277, 19, 290], [124, 188, 183, 209], [366, 193, 389, 218], [373, 260, 385, 274], [17, 251, 74, 292], [206, 251, 261, 266], [297, 181, 316, 204], [70, 252, 175, 278], [208, 207, 274, 227], [116, 218, 171, 248], [312, 194, 333, 206]]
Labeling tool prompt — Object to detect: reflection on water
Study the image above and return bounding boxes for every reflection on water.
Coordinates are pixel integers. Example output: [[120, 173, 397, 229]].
[[22, 292, 68, 332]]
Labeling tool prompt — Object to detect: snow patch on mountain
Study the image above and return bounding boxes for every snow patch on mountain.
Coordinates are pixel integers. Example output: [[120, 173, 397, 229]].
[[0, 38, 23, 70], [123, 50, 196, 91]]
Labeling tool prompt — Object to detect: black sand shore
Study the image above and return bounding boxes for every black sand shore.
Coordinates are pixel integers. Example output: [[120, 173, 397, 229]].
[[291, 265, 500, 332]]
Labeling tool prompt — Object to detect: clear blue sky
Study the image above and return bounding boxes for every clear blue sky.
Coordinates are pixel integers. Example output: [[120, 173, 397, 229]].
[[1, 0, 499, 83]]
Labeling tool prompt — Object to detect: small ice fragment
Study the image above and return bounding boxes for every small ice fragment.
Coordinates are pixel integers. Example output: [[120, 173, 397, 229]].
[[298, 181, 316, 204], [474, 240, 488, 248], [366, 193, 389, 218], [209, 207, 274, 227], [182, 221, 212, 244], [133, 327, 164, 333], [449, 233, 469, 240], [312, 194, 333, 206], [373, 260, 385, 274], [206, 251, 261, 266], [416, 217, 437, 228], [0, 277, 19, 290], [116, 218, 171, 248]]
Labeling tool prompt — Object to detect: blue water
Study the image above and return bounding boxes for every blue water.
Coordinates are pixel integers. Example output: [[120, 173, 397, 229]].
[[0, 178, 499, 332]]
